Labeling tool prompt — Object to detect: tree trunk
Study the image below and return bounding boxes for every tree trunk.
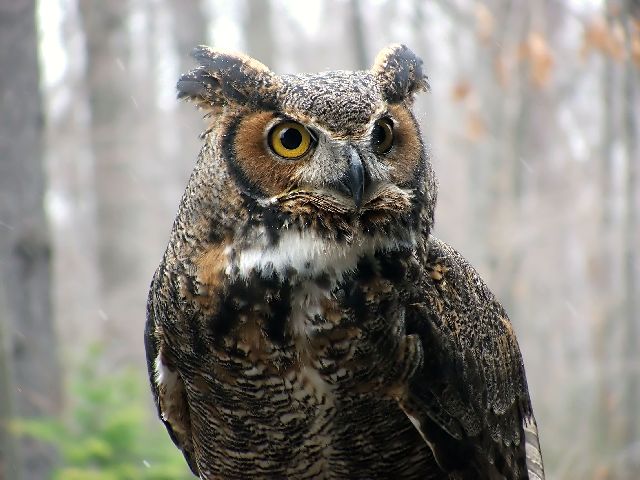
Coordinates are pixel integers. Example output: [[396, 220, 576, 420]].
[[349, 0, 368, 70], [79, 0, 155, 363], [44, 0, 102, 364], [0, 279, 21, 480], [0, 1, 61, 478], [593, 4, 618, 464], [621, 1, 640, 463], [245, 0, 275, 69]]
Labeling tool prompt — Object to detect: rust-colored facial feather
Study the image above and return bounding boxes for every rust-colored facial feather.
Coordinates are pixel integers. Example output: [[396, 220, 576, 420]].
[[232, 111, 310, 197], [384, 104, 423, 186]]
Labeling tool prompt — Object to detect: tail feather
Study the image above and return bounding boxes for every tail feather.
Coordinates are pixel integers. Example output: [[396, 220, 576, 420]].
[[523, 414, 545, 479]]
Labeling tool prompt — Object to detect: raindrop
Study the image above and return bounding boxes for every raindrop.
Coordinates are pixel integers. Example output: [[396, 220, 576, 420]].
[[0, 220, 15, 231], [519, 157, 534, 173]]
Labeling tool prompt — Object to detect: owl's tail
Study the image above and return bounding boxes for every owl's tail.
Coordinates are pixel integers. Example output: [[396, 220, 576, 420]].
[[523, 414, 545, 480]]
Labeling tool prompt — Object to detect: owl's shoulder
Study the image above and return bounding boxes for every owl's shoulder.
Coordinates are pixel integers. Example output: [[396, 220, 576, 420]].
[[412, 235, 523, 387], [416, 235, 508, 322]]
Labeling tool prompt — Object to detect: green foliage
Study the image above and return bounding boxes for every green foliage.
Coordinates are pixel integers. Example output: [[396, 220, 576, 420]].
[[15, 346, 192, 480]]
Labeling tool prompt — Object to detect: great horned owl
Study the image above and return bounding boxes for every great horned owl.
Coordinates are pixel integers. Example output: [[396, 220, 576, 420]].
[[145, 44, 545, 479]]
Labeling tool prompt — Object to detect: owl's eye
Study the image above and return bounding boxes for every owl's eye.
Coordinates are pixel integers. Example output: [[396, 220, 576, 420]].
[[268, 121, 312, 159], [372, 117, 394, 154]]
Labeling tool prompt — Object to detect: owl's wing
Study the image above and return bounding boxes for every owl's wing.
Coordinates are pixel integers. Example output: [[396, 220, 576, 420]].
[[145, 272, 199, 476], [401, 236, 544, 479]]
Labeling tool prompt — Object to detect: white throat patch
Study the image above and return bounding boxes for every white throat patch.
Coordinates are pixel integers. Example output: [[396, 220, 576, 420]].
[[228, 229, 412, 280]]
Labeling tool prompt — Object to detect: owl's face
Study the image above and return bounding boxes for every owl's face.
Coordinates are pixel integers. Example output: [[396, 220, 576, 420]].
[[178, 45, 436, 276]]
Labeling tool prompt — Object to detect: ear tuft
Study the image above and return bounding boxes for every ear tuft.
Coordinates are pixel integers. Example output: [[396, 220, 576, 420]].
[[177, 45, 279, 111], [372, 44, 429, 103]]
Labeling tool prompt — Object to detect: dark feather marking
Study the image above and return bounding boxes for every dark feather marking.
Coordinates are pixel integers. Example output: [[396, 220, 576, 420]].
[[314, 272, 332, 290], [377, 250, 407, 282], [355, 255, 377, 282], [219, 115, 270, 201], [187, 310, 209, 357], [264, 278, 292, 344], [261, 207, 286, 246], [209, 294, 240, 340], [345, 285, 368, 320]]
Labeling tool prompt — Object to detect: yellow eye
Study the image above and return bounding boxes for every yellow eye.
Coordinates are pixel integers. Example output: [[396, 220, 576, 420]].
[[372, 117, 394, 154], [268, 121, 312, 159]]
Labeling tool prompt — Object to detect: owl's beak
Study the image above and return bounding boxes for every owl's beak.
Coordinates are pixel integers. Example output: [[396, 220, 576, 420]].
[[346, 147, 366, 210]]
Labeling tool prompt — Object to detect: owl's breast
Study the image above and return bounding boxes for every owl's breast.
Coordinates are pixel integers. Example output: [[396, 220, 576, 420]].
[[188, 235, 421, 392], [172, 236, 427, 477]]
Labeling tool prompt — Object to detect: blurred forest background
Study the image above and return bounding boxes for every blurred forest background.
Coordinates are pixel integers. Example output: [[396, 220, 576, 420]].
[[0, 0, 639, 478]]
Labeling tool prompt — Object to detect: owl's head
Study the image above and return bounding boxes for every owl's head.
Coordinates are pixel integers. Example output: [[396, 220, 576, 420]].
[[178, 44, 437, 275]]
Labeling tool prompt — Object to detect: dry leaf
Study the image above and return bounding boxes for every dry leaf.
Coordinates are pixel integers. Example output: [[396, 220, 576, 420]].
[[582, 17, 625, 61], [465, 111, 487, 142], [582, 17, 610, 58], [632, 20, 640, 68], [519, 32, 554, 88], [451, 80, 472, 102], [610, 21, 626, 60], [607, 2, 622, 18], [475, 3, 494, 44], [593, 464, 611, 480]]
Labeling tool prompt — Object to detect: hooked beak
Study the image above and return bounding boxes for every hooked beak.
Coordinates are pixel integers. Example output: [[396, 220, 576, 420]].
[[346, 147, 366, 209]]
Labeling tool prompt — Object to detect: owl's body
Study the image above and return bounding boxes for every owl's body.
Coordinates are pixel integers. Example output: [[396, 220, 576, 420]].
[[145, 45, 545, 479]]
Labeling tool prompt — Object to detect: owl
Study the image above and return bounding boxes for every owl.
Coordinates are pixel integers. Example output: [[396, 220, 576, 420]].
[[145, 44, 545, 479]]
